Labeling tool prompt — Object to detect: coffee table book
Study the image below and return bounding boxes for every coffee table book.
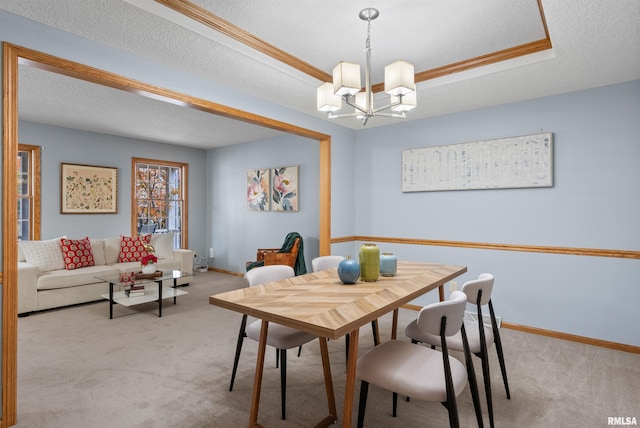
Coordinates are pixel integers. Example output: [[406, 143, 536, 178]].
[[126, 285, 145, 297]]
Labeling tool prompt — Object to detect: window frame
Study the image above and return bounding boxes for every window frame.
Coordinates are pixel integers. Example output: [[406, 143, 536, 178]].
[[131, 157, 188, 249], [17, 144, 41, 241]]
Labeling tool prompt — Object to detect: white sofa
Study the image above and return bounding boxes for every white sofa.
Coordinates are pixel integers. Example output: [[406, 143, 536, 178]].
[[18, 234, 194, 315]]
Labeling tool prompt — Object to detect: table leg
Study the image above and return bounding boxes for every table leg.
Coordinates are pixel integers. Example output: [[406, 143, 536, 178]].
[[342, 327, 360, 428], [439, 284, 444, 302], [158, 281, 163, 317], [391, 309, 399, 340], [249, 320, 269, 427], [109, 282, 114, 319], [319, 337, 337, 424], [173, 278, 177, 304]]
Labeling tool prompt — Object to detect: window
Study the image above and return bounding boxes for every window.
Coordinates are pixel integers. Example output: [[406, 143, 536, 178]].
[[17, 144, 41, 241], [132, 158, 188, 249]]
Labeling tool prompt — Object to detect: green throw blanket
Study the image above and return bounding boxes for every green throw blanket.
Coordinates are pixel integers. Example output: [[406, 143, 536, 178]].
[[245, 232, 307, 275]]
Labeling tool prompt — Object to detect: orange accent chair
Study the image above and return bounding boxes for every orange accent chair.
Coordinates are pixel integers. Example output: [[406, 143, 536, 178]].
[[256, 236, 301, 270]]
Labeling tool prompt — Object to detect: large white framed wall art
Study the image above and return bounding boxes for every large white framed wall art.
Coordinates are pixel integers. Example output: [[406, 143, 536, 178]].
[[402, 133, 553, 192]]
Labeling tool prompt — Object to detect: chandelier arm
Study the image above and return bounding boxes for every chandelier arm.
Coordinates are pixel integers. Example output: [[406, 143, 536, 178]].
[[327, 112, 361, 119], [371, 97, 403, 114], [367, 112, 407, 119], [343, 95, 368, 114]]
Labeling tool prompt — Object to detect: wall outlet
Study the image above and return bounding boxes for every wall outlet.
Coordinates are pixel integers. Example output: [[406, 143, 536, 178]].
[[449, 281, 458, 292]]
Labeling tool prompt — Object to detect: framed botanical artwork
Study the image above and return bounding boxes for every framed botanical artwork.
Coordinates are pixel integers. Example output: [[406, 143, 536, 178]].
[[271, 166, 298, 211], [247, 168, 270, 211], [61, 163, 118, 214]]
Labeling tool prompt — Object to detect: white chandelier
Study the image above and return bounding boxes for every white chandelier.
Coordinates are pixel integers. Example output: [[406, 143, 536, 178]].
[[316, 7, 416, 126]]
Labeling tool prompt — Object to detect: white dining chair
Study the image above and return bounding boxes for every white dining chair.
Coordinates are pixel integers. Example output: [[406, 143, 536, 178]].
[[405, 273, 509, 428], [311, 255, 346, 272], [356, 290, 483, 427], [228, 265, 316, 420]]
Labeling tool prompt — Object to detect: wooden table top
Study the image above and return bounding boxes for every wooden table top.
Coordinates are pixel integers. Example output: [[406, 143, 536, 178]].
[[209, 261, 466, 340]]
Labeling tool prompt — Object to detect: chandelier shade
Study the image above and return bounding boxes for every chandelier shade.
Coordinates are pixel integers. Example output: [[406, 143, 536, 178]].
[[391, 91, 417, 112], [317, 82, 342, 112], [355, 92, 367, 119], [333, 62, 362, 96], [316, 8, 417, 125], [384, 61, 416, 96]]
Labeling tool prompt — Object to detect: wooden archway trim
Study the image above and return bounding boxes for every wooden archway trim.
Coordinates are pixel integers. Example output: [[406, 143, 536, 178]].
[[2, 42, 332, 427]]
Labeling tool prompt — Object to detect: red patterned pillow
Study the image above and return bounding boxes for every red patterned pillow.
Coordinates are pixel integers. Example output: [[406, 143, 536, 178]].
[[118, 235, 152, 263], [60, 237, 95, 270]]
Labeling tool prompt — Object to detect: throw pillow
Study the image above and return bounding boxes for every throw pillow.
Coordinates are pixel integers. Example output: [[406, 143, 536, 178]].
[[118, 235, 152, 263], [60, 237, 95, 270], [19, 237, 67, 272], [150, 231, 175, 259]]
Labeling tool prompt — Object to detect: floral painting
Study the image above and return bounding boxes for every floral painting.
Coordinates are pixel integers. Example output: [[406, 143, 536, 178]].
[[271, 166, 298, 211], [247, 168, 270, 211], [61, 163, 118, 214]]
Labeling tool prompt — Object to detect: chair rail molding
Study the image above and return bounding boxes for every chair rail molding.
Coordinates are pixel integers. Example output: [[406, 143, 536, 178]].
[[332, 235, 640, 259]]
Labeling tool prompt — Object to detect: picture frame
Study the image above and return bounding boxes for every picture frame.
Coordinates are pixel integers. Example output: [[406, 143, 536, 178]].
[[271, 166, 299, 212], [401, 133, 553, 192], [247, 168, 270, 211], [61, 163, 118, 214]]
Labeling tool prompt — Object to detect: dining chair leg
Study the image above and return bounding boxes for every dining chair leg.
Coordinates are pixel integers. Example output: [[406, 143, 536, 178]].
[[489, 300, 511, 399], [461, 324, 484, 427], [475, 298, 494, 428], [479, 342, 494, 428], [276, 348, 279, 368], [229, 314, 248, 391], [441, 318, 460, 428], [371, 320, 380, 346], [392, 392, 398, 417], [297, 345, 302, 358], [280, 348, 287, 420], [345, 334, 350, 365], [357, 381, 369, 428]]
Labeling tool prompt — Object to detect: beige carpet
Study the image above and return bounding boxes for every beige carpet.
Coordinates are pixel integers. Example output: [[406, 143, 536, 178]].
[[16, 271, 640, 427]]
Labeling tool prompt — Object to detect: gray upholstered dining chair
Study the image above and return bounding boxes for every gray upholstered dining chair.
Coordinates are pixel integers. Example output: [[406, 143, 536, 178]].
[[356, 290, 483, 427], [311, 255, 381, 358], [405, 273, 509, 428], [229, 265, 316, 420]]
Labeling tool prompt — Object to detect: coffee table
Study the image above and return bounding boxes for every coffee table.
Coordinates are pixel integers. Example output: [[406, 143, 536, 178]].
[[97, 270, 191, 319]]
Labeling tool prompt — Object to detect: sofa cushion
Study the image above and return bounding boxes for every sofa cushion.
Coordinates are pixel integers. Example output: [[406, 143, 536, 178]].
[[90, 238, 106, 266], [118, 235, 152, 263], [150, 232, 175, 259], [60, 237, 95, 270], [19, 237, 66, 272], [36, 265, 118, 290], [104, 237, 121, 265]]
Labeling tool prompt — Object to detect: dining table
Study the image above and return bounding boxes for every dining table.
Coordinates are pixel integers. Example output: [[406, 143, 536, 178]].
[[209, 260, 467, 428]]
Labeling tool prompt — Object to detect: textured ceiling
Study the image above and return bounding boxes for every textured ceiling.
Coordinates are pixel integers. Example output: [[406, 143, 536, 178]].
[[2, 0, 639, 148]]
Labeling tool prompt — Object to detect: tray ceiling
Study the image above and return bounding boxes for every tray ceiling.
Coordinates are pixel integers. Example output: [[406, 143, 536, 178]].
[[2, 0, 639, 148]]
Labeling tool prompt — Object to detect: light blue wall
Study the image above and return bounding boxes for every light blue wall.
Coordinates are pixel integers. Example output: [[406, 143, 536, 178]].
[[350, 81, 640, 346], [17, 121, 209, 255], [208, 127, 357, 273], [209, 135, 318, 272]]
